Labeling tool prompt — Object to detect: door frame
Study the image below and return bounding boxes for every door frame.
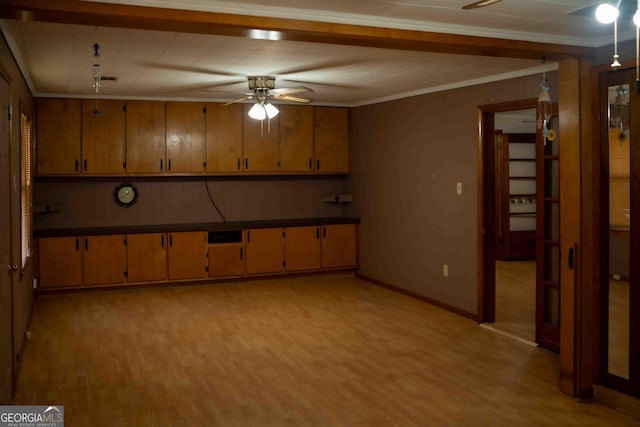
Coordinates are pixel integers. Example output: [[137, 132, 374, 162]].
[[477, 98, 538, 323], [0, 70, 14, 404]]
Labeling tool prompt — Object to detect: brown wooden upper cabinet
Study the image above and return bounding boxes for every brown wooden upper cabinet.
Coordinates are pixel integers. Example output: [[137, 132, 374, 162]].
[[126, 100, 166, 174], [166, 102, 205, 173], [279, 105, 314, 172], [82, 99, 125, 174], [243, 103, 280, 172], [205, 103, 243, 173], [315, 107, 349, 173], [36, 98, 81, 175]]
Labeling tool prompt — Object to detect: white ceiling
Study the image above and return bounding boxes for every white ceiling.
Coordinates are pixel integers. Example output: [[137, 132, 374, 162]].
[[0, 0, 628, 106]]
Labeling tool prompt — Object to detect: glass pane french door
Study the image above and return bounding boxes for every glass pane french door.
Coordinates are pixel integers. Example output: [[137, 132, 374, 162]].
[[600, 68, 639, 397], [536, 104, 560, 352]]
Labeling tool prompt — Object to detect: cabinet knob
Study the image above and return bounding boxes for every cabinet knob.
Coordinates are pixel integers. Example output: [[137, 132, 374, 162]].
[[8, 264, 18, 273]]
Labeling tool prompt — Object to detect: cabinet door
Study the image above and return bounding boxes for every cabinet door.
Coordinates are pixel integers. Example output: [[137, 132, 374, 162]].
[[82, 99, 125, 174], [38, 236, 83, 288], [126, 100, 166, 174], [206, 103, 243, 173], [209, 242, 245, 277], [127, 233, 168, 283], [245, 228, 284, 274], [285, 226, 321, 271], [243, 104, 280, 172], [83, 235, 127, 285], [36, 98, 81, 175], [167, 231, 208, 280], [279, 105, 314, 172], [315, 107, 349, 173], [322, 224, 357, 268], [166, 102, 205, 173]]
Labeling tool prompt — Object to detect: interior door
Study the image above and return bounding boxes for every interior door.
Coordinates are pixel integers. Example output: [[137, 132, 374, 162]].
[[536, 104, 561, 352], [0, 75, 13, 403], [600, 68, 639, 397]]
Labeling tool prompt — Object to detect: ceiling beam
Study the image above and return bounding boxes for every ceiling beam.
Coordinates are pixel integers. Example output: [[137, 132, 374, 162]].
[[0, 0, 594, 61]]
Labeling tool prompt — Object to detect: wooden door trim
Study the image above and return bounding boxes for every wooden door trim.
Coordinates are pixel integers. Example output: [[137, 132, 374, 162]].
[[0, 1, 593, 61], [477, 98, 537, 323]]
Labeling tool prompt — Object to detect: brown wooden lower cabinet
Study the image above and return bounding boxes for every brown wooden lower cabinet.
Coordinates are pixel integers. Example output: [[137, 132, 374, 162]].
[[208, 242, 244, 277], [38, 236, 83, 288], [285, 226, 321, 272], [322, 224, 357, 268], [127, 233, 168, 283], [167, 231, 208, 280], [245, 228, 284, 275], [83, 235, 127, 286], [36, 223, 357, 289]]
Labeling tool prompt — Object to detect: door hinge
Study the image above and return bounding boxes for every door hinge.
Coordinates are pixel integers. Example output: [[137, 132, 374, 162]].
[[123, 161, 127, 169], [124, 237, 127, 245], [283, 260, 286, 267], [123, 104, 127, 112], [124, 271, 128, 278], [282, 230, 285, 238], [203, 106, 206, 113], [203, 161, 207, 168], [205, 266, 209, 272]]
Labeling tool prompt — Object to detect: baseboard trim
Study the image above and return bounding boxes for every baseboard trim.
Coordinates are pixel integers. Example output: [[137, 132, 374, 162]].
[[594, 385, 640, 421], [356, 273, 478, 322]]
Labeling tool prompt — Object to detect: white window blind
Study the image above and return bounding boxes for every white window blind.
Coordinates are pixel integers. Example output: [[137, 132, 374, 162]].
[[20, 112, 32, 269]]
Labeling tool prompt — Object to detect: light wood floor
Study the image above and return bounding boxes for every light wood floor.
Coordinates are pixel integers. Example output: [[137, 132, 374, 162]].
[[13, 274, 637, 426], [495, 260, 536, 342]]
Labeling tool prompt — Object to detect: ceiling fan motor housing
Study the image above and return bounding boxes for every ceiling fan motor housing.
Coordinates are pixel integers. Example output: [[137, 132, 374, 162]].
[[248, 76, 276, 90]]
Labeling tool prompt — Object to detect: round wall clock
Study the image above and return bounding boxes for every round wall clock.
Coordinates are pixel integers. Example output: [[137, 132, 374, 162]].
[[114, 183, 138, 207]]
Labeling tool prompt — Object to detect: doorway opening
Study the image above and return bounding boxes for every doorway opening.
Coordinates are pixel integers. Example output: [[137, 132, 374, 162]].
[[493, 109, 537, 342], [478, 98, 560, 352]]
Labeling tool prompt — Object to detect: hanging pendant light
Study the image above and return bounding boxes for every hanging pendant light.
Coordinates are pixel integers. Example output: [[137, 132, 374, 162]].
[[537, 72, 552, 143], [595, 3, 621, 67]]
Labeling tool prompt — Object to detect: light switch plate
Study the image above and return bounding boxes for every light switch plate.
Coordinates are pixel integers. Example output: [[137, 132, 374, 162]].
[[456, 182, 462, 195]]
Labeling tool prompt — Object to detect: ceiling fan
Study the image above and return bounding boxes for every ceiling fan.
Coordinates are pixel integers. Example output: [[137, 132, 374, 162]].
[[224, 76, 313, 106], [462, 0, 502, 10]]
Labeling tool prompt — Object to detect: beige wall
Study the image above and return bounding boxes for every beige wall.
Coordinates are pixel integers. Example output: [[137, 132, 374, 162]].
[[346, 72, 557, 315], [0, 34, 34, 371]]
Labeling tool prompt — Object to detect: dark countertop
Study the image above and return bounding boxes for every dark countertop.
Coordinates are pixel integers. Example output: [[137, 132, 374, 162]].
[[34, 217, 360, 238]]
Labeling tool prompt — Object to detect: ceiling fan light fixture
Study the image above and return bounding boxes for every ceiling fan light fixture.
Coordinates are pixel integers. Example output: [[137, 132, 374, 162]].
[[264, 103, 279, 119], [248, 103, 267, 120]]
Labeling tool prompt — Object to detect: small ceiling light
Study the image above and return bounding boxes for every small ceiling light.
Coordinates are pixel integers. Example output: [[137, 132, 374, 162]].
[[634, 8, 640, 26], [596, 3, 619, 24]]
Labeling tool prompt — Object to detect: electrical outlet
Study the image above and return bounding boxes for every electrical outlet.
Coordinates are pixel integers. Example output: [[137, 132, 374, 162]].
[[443, 264, 449, 277], [456, 182, 462, 195]]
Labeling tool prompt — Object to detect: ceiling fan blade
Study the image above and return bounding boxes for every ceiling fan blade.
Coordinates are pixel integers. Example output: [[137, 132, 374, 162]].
[[274, 58, 369, 76], [142, 62, 241, 78], [462, 0, 502, 9], [223, 95, 253, 106], [270, 87, 312, 96], [274, 95, 312, 104], [283, 79, 361, 90]]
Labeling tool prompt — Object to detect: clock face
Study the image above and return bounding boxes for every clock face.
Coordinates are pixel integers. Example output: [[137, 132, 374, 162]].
[[114, 183, 138, 207]]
